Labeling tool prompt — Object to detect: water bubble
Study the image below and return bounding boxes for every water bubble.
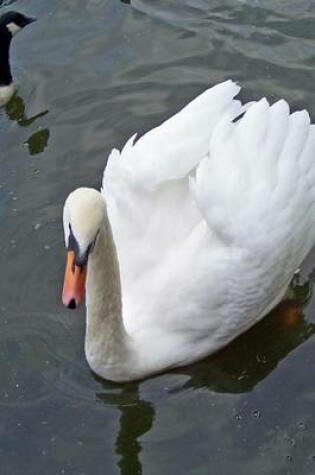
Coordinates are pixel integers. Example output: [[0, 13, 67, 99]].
[[284, 437, 296, 447]]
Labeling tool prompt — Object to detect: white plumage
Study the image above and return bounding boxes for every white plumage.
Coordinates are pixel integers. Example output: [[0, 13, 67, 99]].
[[63, 80, 315, 381]]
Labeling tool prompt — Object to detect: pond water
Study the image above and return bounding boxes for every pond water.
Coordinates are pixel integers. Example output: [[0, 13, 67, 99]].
[[1, 0, 315, 473]]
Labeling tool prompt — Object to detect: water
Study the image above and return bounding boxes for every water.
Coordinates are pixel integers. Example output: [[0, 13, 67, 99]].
[[1, 0, 315, 473]]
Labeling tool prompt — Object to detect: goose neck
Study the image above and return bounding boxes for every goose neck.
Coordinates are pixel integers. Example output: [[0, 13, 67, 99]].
[[0, 32, 12, 86]]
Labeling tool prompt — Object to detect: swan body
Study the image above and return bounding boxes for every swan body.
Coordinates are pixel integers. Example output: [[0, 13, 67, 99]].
[[62, 80, 315, 382], [0, 11, 36, 107]]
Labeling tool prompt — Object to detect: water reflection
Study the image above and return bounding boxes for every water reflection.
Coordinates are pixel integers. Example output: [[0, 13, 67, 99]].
[[178, 280, 314, 394], [96, 383, 154, 475], [4, 94, 50, 155], [5, 94, 48, 128], [91, 279, 314, 474], [25, 128, 50, 155], [0, 0, 18, 6]]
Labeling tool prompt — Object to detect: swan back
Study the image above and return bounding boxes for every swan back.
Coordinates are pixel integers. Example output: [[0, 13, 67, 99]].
[[101, 82, 315, 368]]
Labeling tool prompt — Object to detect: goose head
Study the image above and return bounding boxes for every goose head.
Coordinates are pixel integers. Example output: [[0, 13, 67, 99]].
[[62, 188, 106, 310], [0, 11, 36, 105], [0, 11, 36, 37]]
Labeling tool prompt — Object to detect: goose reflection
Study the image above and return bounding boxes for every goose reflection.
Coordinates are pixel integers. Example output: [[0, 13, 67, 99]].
[[5, 93, 50, 154], [5, 93, 48, 127]]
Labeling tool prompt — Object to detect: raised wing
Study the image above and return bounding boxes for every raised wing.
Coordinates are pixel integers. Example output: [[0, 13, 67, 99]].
[[191, 98, 315, 265], [101, 86, 315, 358], [102, 80, 243, 285], [189, 98, 315, 329]]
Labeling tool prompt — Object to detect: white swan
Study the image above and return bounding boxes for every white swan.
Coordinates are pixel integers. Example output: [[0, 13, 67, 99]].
[[62, 80, 315, 382], [0, 11, 36, 107]]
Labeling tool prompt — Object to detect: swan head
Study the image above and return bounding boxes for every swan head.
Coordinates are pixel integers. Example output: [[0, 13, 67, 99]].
[[0, 11, 36, 37], [62, 187, 106, 310]]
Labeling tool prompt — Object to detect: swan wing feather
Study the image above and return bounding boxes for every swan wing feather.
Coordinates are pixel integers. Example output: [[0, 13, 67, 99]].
[[191, 98, 315, 263], [102, 80, 243, 283], [101, 86, 315, 365], [108, 80, 242, 190]]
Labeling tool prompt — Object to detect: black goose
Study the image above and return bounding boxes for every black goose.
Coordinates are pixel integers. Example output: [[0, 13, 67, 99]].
[[0, 11, 36, 107]]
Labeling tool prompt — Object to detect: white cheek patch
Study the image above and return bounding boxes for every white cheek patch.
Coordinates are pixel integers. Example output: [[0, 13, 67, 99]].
[[6, 22, 22, 36], [0, 83, 16, 107]]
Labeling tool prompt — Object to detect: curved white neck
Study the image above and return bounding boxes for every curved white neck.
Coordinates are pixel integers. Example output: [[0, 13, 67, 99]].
[[84, 219, 134, 381]]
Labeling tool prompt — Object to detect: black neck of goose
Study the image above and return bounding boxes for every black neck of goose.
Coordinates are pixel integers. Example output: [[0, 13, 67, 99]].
[[0, 32, 13, 86]]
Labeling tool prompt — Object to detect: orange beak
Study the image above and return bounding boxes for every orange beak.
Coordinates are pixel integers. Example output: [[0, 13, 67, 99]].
[[62, 250, 87, 309]]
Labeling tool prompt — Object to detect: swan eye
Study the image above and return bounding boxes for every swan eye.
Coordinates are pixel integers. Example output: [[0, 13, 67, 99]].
[[67, 224, 99, 268], [68, 224, 80, 255], [90, 229, 100, 252], [85, 230, 100, 259]]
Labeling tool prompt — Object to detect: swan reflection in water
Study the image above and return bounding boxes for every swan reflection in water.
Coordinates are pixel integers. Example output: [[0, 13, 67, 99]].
[[95, 278, 314, 474]]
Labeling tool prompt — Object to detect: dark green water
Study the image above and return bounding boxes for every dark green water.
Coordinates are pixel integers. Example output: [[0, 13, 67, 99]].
[[1, 1, 315, 473]]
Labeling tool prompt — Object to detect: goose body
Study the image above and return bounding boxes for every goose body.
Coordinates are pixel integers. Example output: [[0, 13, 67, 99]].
[[0, 11, 36, 107], [62, 80, 315, 382]]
